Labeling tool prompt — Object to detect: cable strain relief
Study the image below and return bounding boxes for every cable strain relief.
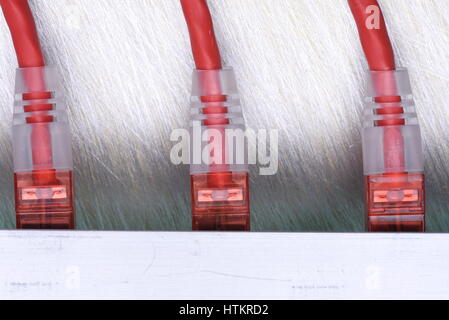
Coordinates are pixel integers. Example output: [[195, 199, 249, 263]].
[[190, 67, 245, 126], [13, 66, 68, 125], [12, 66, 73, 173], [361, 67, 424, 175], [189, 68, 249, 174], [363, 68, 418, 128]]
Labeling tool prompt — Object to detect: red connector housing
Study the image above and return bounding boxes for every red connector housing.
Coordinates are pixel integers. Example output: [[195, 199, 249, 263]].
[[191, 172, 250, 231], [365, 173, 425, 232], [15, 170, 74, 229]]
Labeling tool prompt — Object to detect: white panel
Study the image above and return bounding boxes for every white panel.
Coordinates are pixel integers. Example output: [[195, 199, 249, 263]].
[[0, 231, 448, 300]]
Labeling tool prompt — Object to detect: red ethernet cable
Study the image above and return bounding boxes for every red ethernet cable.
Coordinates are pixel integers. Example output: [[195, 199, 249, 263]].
[[348, 0, 425, 231], [181, 0, 250, 231], [1, 0, 75, 229]]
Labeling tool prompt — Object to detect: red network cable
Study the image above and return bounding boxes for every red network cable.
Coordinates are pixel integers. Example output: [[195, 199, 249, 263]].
[[181, 0, 250, 230], [349, 0, 404, 165], [1, 0, 75, 229], [181, 0, 229, 131], [181, 0, 230, 185], [1, 0, 53, 173], [348, 0, 425, 231]]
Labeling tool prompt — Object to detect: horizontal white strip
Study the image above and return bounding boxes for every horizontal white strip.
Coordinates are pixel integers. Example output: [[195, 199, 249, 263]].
[[0, 231, 447, 300]]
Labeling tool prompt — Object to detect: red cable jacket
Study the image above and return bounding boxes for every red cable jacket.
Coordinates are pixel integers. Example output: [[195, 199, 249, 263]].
[[1, 0, 55, 183], [180, 0, 222, 70], [0, 0, 45, 68], [347, 0, 395, 71]]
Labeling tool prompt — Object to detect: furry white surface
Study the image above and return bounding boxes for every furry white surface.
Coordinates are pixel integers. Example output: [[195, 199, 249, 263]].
[[0, 0, 447, 231]]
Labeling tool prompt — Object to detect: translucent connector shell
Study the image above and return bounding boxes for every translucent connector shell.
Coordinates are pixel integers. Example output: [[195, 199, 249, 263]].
[[13, 67, 75, 229], [362, 68, 425, 232], [190, 68, 250, 231]]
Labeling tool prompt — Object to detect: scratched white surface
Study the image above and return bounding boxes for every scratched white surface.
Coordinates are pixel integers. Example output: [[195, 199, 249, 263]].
[[0, 231, 448, 299], [0, 1, 448, 231]]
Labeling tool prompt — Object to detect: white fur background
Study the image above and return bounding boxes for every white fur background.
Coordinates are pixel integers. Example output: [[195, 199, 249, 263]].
[[0, 0, 447, 231]]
